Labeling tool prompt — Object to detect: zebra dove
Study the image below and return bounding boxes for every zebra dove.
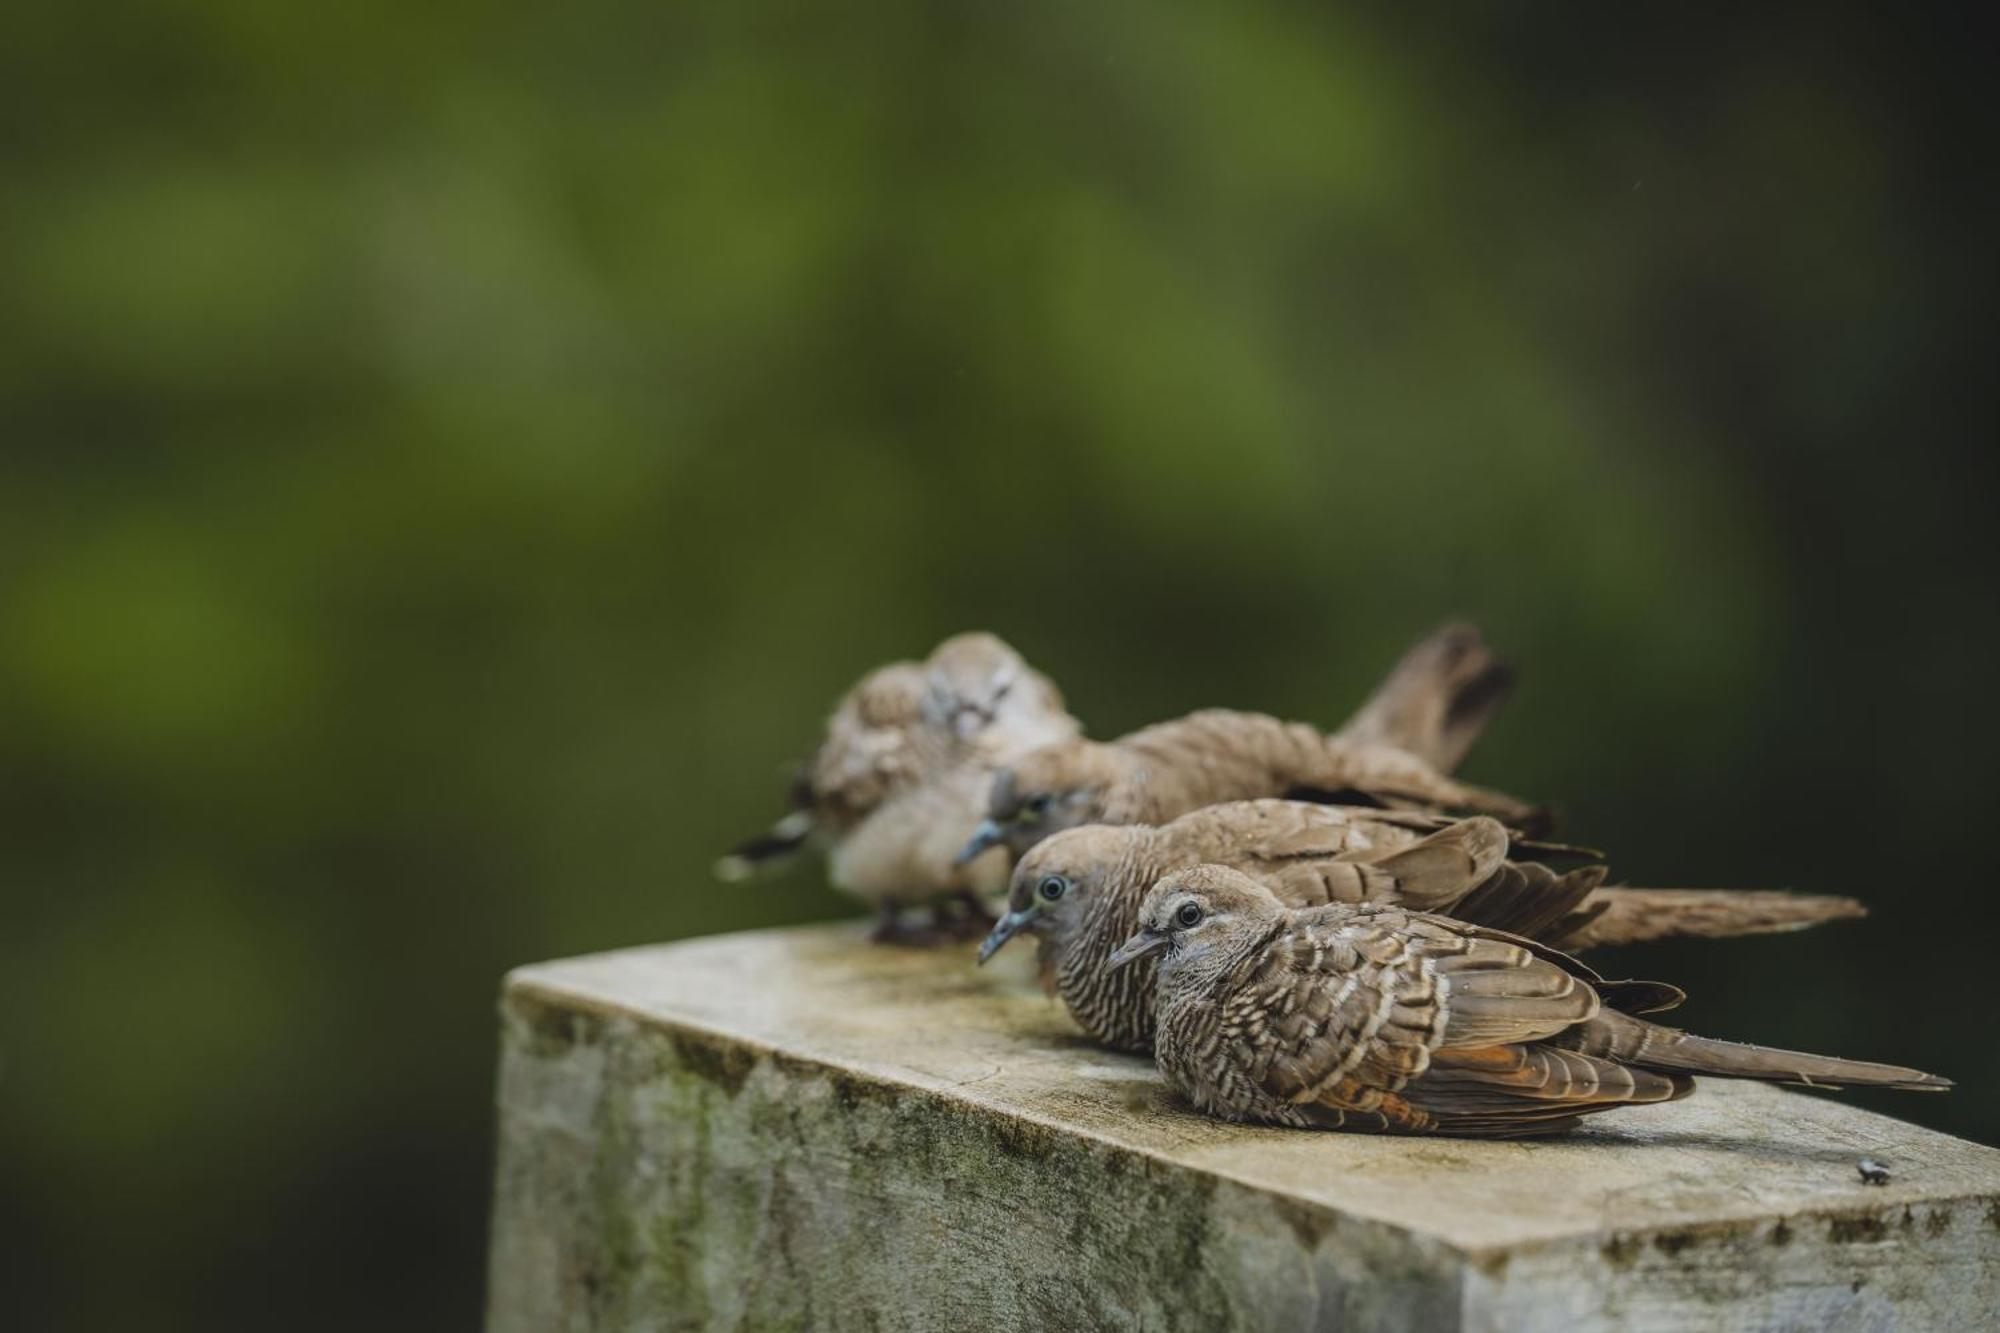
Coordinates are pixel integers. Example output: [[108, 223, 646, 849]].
[[716, 632, 1079, 940], [1113, 865, 1946, 1137], [977, 800, 1862, 1051], [957, 709, 1544, 866]]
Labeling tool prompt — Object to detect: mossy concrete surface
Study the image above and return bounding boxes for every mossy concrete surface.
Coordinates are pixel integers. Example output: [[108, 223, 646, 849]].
[[486, 925, 2000, 1331]]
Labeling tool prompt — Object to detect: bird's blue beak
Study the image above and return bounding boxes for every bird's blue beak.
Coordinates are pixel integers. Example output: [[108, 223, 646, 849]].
[[1107, 930, 1169, 970], [977, 908, 1034, 965], [954, 820, 1006, 867]]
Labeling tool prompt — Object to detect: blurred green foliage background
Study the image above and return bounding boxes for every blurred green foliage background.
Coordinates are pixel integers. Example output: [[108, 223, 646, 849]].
[[3, 2, 1994, 1327]]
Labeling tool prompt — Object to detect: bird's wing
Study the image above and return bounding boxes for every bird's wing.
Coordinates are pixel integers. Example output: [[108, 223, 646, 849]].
[[1237, 907, 1687, 1136], [1113, 710, 1546, 828], [1167, 798, 1418, 862], [806, 662, 937, 821], [1171, 803, 1508, 914], [1202, 807, 1666, 958], [1446, 862, 1610, 941], [1400, 1043, 1692, 1136], [1220, 912, 1449, 1114], [1223, 908, 1595, 1107]]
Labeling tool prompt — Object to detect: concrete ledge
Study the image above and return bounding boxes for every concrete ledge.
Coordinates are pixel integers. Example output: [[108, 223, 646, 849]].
[[486, 924, 2000, 1331]]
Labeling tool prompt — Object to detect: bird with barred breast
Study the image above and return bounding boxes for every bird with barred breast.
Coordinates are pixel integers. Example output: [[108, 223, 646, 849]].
[[1108, 866, 1945, 1138], [977, 800, 1863, 1051]]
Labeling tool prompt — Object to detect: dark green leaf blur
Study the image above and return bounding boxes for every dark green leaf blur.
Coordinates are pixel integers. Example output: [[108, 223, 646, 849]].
[[3, 2, 1993, 1328]]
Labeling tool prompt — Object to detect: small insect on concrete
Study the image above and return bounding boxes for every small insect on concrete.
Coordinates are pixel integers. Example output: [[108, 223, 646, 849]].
[[1857, 1157, 1891, 1186]]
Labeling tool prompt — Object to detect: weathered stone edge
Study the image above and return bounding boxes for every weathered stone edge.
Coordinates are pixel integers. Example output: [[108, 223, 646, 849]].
[[497, 965, 2000, 1273]]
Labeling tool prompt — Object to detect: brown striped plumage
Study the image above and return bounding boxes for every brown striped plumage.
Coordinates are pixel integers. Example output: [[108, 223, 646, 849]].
[[1121, 867, 1946, 1138], [978, 800, 1864, 1052]]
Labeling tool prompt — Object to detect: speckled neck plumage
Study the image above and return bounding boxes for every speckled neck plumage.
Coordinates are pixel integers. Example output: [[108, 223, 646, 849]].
[[1154, 919, 1295, 1123], [1039, 836, 1170, 1052]]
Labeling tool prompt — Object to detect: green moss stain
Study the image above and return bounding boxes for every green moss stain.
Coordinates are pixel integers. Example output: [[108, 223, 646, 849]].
[[574, 1018, 1262, 1330]]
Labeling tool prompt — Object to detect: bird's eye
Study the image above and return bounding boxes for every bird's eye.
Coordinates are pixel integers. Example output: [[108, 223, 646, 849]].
[[1025, 794, 1054, 816], [1037, 875, 1068, 902], [1174, 902, 1203, 929]]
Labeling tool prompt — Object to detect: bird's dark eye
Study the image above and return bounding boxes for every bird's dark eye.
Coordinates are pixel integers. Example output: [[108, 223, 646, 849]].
[[1174, 902, 1203, 929], [1037, 875, 1068, 902], [1025, 794, 1054, 816]]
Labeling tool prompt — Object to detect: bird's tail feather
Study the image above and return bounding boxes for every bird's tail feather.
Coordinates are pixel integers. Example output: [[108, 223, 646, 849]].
[[1335, 623, 1514, 773], [1549, 888, 1866, 950], [1568, 1009, 1951, 1092], [713, 810, 815, 882]]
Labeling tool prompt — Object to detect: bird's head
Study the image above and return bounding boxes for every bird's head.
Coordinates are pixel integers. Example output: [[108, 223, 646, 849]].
[[955, 740, 1122, 865], [922, 632, 1031, 741], [1111, 865, 1285, 976], [976, 824, 1148, 964]]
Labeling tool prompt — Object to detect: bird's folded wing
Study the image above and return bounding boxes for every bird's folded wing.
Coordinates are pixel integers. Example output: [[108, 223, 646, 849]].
[[1448, 862, 1608, 940], [1226, 914, 1448, 1107], [1226, 911, 1601, 1114], [1196, 805, 1507, 913], [1309, 806, 1604, 863], [1178, 799, 1413, 863], [1402, 1044, 1692, 1134], [1422, 922, 1602, 1047], [807, 661, 932, 818], [1332, 817, 1511, 911]]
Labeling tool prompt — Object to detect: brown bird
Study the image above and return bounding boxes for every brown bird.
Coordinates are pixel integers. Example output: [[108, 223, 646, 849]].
[[726, 622, 1518, 941], [955, 623, 1523, 867], [977, 800, 1863, 1051], [957, 706, 1545, 867], [716, 632, 1080, 941], [1109, 866, 1946, 1138]]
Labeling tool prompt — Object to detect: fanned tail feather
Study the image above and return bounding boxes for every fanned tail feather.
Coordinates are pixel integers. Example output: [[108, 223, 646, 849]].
[[1335, 623, 1515, 772]]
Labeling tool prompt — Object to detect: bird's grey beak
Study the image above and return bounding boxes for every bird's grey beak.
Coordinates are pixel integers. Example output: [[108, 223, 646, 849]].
[[954, 820, 1006, 866], [951, 707, 988, 740], [977, 908, 1034, 965], [1107, 930, 1169, 970]]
